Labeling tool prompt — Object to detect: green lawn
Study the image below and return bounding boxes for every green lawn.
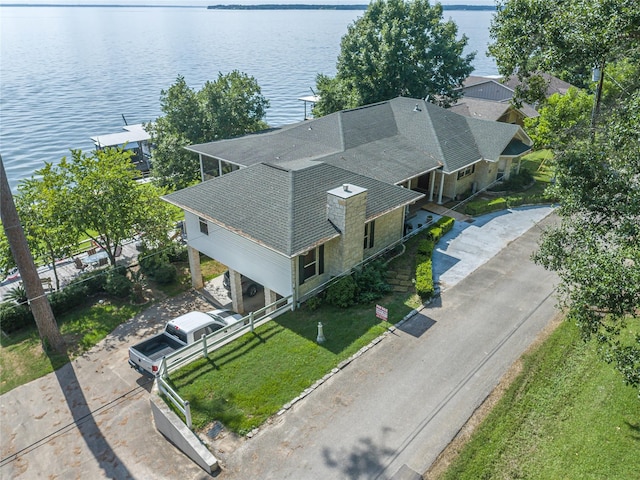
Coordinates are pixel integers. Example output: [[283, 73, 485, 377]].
[[521, 149, 554, 183], [167, 293, 418, 435], [0, 300, 144, 394], [436, 319, 640, 480]]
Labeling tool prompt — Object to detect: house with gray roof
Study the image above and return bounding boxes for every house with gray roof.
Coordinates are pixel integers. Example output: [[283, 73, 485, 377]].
[[457, 73, 574, 121], [163, 96, 532, 312], [450, 96, 539, 127]]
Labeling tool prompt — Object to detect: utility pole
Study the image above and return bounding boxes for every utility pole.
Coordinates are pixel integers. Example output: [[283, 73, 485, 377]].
[[0, 155, 65, 353], [590, 61, 606, 130]]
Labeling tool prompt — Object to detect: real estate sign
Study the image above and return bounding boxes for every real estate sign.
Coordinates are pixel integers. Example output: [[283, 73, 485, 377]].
[[376, 304, 388, 321]]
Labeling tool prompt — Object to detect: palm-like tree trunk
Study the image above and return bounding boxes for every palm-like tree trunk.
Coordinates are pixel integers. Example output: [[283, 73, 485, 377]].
[[1, 156, 65, 353]]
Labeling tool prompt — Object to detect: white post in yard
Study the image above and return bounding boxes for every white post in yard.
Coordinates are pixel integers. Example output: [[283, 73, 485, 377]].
[[316, 322, 326, 344]]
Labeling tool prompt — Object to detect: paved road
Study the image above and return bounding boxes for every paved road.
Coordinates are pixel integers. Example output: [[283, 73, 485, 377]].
[[0, 206, 558, 479], [216, 208, 559, 479]]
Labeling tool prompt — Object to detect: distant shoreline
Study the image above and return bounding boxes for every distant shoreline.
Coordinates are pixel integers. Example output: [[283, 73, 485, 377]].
[[207, 4, 496, 10], [0, 4, 496, 11]]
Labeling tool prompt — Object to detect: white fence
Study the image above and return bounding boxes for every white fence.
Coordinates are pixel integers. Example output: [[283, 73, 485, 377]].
[[155, 295, 292, 428]]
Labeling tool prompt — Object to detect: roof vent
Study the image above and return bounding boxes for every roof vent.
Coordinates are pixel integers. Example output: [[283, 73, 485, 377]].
[[343, 184, 350, 192], [413, 104, 422, 112]]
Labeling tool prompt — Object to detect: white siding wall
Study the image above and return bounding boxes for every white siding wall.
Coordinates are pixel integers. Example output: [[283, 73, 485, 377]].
[[184, 212, 293, 296]]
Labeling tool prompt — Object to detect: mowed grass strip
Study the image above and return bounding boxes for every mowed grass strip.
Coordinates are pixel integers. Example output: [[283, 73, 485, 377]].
[[168, 294, 418, 436], [0, 300, 143, 394], [436, 319, 640, 480]]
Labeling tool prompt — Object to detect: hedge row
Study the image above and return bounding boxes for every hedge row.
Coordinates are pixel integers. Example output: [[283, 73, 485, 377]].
[[464, 194, 557, 216], [426, 216, 455, 242], [415, 239, 435, 298], [415, 216, 455, 300], [0, 267, 132, 334]]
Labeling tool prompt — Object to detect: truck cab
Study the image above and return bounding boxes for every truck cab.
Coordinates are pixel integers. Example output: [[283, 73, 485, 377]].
[[128, 309, 243, 376]]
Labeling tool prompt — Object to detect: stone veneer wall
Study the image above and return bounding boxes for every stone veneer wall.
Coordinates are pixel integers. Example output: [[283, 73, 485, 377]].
[[364, 208, 404, 258], [326, 186, 367, 273]]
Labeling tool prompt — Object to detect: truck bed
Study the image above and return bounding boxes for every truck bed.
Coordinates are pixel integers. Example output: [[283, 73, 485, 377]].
[[131, 334, 185, 361]]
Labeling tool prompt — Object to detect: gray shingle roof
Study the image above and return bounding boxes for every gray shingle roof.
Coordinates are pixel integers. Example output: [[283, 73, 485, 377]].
[[186, 96, 526, 177], [172, 97, 530, 255], [163, 162, 423, 257]]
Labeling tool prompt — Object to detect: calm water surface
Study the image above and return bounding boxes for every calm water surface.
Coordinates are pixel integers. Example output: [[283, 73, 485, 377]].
[[0, 6, 496, 190]]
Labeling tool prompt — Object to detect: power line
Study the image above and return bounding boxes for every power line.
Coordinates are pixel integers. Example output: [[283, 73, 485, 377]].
[[0, 376, 155, 467]]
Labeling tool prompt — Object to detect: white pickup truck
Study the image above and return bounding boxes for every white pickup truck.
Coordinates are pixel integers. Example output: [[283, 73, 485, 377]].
[[128, 309, 243, 376]]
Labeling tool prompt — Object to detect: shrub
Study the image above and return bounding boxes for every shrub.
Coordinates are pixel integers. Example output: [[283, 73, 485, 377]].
[[325, 276, 357, 308], [104, 270, 133, 298], [415, 259, 434, 298], [426, 216, 455, 242], [352, 260, 391, 303], [417, 239, 435, 256], [75, 270, 106, 295], [5, 284, 27, 305], [304, 295, 323, 311], [0, 301, 34, 333], [166, 243, 188, 263], [488, 169, 534, 192], [464, 198, 508, 216], [152, 262, 177, 285], [49, 282, 89, 315]]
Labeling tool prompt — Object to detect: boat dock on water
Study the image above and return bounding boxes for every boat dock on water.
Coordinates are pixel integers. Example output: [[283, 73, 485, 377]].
[[91, 124, 152, 176]]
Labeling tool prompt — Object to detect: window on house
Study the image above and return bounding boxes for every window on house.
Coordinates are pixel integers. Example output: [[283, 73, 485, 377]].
[[457, 164, 476, 180], [299, 245, 325, 284], [199, 217, 209, 235], [364, 220, 375, 249], [221, 161, 239, 175], [202, 155, 220, 180]]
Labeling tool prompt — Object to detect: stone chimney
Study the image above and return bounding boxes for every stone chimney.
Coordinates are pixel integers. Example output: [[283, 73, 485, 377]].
[[327, 183, 367, 273]]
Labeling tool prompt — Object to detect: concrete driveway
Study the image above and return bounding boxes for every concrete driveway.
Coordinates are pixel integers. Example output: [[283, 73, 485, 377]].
[[0, 292, 214, 480], [0, 206, 558, 479]]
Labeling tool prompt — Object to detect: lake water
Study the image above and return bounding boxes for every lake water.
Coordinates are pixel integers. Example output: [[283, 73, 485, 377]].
[[0, 6, 496, 190]]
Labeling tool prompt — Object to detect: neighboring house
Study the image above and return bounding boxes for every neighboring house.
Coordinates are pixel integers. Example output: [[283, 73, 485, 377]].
[[449, 97, 539, 127], [163, 96, 532, 312], [455, 73, 574, 125]]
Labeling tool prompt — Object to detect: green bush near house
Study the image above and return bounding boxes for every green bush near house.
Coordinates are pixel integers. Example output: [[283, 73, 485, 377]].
[[465, 198, 508, 216], [427, 216, 455, 242], [415, 257, 434, 298], [325, 260, 392, 307], [0, 302, 34, 333], [414, 217, 454, 300], [325, 275, 358, 308]]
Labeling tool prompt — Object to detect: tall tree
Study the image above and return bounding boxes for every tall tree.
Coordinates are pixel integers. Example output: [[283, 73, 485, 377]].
[[492, 1, 640, 391], [15, 166, 78, 290], [1, 156, 65, 353], [532, 90, 640, 391], [51, 148, 177, 266], [523, 87, 592, 150], [149, 71, 269, 190], [313, 0, 475, 116], [489, 0, 640, 106]]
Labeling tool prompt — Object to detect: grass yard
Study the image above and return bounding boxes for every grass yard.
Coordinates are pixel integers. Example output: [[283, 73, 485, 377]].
[[434, 319, 640, 480], [521, 149, 554, 183], [0, 300, 143, 395]]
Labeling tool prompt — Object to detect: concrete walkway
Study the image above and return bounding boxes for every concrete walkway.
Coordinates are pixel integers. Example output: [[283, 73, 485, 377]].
[[0, 206, 558, 479]]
